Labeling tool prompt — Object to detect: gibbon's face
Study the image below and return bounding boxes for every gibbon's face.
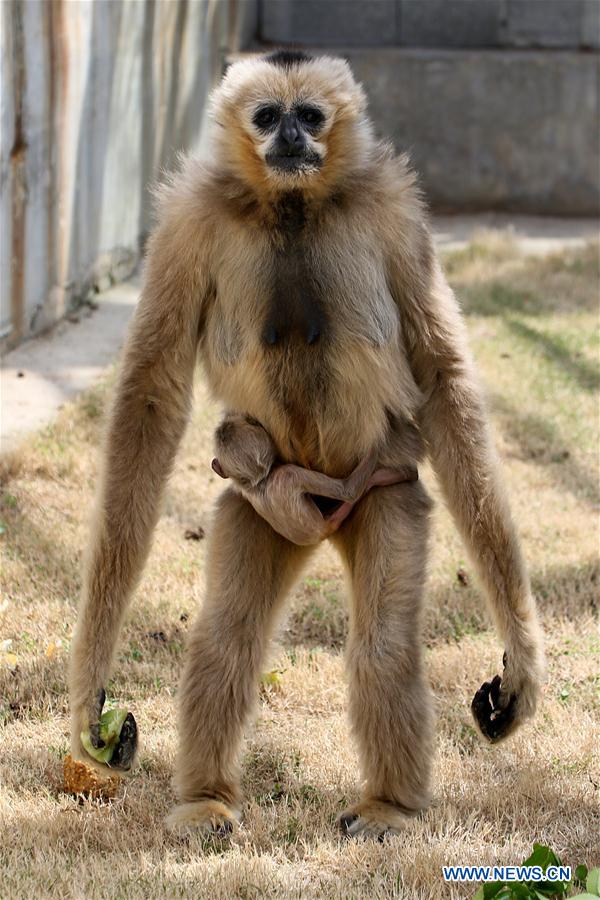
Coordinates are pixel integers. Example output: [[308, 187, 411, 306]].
[[210, 51, 369, 194], [253, 99, 326, 175]]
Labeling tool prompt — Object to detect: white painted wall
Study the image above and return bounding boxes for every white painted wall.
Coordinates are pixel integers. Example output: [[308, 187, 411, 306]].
[[1, 0, 257, 347]]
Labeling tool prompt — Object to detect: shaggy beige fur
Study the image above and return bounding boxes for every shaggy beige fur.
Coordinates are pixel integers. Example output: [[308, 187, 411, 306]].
[[69, 51, 544, 838]]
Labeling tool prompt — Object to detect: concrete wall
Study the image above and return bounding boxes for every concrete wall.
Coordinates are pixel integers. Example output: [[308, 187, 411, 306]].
[[260, 0, 599, 216], [345, 47, 599, 215], [1, 0, 257, 348], [260, 0, 600, 48]]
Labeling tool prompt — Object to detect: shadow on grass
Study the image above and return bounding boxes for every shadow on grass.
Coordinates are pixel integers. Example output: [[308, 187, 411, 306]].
[[3, 722, 599, 876], [448, 241, 600, 317], [490, 393, 600, 505], [282, 557, 599, 654], [506, 319, 600, 393], [0, 497, 82, 605]]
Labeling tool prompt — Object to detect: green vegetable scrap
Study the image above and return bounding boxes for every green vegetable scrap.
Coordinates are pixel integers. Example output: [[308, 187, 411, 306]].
[[80, 708, 129, 765]]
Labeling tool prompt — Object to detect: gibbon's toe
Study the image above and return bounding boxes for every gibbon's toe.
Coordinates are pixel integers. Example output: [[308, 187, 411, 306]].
[[165, 799, 240, 837], [338, 800, 415, 840]]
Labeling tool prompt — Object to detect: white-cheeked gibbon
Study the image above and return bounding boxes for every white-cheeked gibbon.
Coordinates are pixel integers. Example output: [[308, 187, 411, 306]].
[[69, 49, 545, 838]]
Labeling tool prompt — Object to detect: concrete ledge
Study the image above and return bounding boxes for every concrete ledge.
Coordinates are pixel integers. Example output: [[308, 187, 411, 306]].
[[338, 48, 599, 215], [260, 0, 600, 49]]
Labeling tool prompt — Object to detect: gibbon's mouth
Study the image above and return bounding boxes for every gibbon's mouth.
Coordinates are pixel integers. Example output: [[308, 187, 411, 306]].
[[265, 152, 323, 173]]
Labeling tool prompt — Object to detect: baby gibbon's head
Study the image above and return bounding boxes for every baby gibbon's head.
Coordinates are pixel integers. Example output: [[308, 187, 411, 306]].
[[210, 50, 373, 196], [213, 414, 276, 488]]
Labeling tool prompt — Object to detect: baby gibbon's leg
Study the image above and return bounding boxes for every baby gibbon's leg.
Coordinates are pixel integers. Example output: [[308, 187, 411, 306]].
[[332, 479, 434, 839], [167, 488, 313, 834]]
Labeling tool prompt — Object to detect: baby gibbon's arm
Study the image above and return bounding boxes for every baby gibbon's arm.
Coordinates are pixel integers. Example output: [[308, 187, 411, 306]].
[[70, 206, 209, 763], [393, 238, 544, 740]]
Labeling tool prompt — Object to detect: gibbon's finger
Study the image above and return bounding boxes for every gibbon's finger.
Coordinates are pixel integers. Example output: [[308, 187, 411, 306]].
[[82, 706, 139, 770], [89, 688, 107, 749], [489, 674, 502, 707], [471, 681, 493, 723]]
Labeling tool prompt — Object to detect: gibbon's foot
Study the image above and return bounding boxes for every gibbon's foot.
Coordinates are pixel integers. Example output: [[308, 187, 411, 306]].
[[165, 800, 241, 837], [338, 800, 416, 840]]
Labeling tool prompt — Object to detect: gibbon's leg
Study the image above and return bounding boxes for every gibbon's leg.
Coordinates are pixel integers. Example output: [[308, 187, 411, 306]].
[[166, 487, 313, 834], [331, 479, 434, 839]]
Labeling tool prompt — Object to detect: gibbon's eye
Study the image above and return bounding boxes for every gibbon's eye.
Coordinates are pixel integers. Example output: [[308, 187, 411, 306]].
[[297, 106, 325, 129], [253, 106, 280, 130]]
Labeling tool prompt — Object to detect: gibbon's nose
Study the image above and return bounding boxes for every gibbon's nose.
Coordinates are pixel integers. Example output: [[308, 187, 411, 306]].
[[280, 114, 305, 154]]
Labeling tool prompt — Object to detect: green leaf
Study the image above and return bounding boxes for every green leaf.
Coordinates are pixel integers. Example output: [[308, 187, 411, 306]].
[[576, 866, 589, 885], [491, 889, 512, 900], [535, 880, 567, 896], [587, 868, 600, 897], [80, 730, 113, 764], [98, 707, 128, 745], [507, 885, 531, 899], [482, 883, 509, 899], [523, 843, 562, 871]]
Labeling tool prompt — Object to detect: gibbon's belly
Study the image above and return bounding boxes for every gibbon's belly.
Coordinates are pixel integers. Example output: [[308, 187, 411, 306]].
[[202, 232, 420, 471], [202, 319, 418, 474]]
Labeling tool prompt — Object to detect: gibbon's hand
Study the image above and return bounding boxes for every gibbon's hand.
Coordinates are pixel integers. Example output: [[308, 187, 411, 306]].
[[71, 687, 112, 772], [471, 651, 541, 742], [73, 687, 138, 772]]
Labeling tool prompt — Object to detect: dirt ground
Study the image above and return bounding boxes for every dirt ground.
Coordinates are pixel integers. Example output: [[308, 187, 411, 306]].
[[1, 234, 598, 898]]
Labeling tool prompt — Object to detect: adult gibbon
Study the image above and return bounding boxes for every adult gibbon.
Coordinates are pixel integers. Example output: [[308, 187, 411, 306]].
[[69, 49, 544, 838]]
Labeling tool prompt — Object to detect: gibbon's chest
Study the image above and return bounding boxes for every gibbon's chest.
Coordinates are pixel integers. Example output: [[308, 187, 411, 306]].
[[206, 220, 399, 364], [261, 240, 327, 348], [201, 203, 408, 467]]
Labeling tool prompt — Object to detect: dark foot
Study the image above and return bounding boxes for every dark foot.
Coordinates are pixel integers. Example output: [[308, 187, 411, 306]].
[[339, 812, 359, 835], [337, 801, 414, 839], [166, 800, 241, 835]]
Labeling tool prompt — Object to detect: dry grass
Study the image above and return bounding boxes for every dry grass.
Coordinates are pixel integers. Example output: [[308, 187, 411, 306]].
[[1, 234, 599, 899]]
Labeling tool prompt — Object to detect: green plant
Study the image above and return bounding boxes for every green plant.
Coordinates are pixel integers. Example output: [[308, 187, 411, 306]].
[[472, 844, 600, 899]]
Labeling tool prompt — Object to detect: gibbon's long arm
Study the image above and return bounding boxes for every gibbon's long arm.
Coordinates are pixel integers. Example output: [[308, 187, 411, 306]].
[[402, 251, 544, 738], [69, 216, 205, 764]]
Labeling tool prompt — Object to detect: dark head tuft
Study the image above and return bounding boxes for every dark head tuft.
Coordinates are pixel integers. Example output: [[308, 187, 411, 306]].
[[263, 49, 313, 69]]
